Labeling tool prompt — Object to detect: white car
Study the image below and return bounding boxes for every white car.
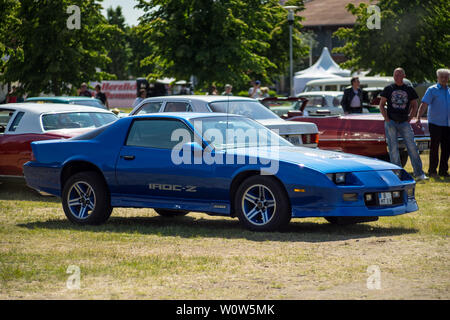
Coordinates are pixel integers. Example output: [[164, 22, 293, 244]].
[[129, 95, 319, 148], [297, 91, 345, 116], [0, 103, 118, 177]]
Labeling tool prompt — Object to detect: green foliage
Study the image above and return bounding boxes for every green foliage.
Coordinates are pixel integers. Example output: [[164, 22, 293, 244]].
[[127, 25, 153, 78], [1, 0, 116, 96], [334, 0, 450, 83], [105, 6, 132, 80], [0, 0, 20, 68], [136, 0, 308, 90]]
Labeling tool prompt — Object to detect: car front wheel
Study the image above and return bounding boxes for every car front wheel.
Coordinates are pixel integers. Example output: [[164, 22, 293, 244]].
[[235, 176, 291, 231], [62, 171, 112, 225]]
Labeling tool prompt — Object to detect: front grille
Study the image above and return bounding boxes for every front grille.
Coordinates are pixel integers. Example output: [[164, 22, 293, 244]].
[[364, 191, 404, 207]]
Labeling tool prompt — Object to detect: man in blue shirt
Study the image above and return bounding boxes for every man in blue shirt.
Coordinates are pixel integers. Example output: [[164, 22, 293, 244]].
[[417, 69, 450, 177]]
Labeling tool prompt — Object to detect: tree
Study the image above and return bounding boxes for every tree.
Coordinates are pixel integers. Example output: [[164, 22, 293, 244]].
[[0, 0, 20, 69], [105, 6, 131, 80], [136, 0, 308, 90], [1, 0, 117, 96], [334, 0, 450, 83], [127, 25, 154, 78]]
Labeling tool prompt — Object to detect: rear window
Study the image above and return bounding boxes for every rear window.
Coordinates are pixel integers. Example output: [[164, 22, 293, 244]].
[[8, 112, 25, 132], [0, 109, 15, 133], [41, 112, 117, 131], [71, 100, 107, 109]]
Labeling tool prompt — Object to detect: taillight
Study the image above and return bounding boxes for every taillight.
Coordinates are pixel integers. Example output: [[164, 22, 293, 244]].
[[302, 133, 319, 145], [30, 151, 36, 161]]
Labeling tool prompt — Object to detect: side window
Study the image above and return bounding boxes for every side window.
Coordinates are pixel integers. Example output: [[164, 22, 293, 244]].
[[163, 102, 192, 112], [0, 109, 15, 134], [325, 85, 337, 91], [333, 97, 342, 107], [126, 119, 193, 149], [306, 97, 325, 107], [8, 111, 25, 132], [136, 102, 163, 115]]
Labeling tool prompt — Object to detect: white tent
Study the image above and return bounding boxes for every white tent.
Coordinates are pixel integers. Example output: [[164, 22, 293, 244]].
[[293, 47, 351, 94]]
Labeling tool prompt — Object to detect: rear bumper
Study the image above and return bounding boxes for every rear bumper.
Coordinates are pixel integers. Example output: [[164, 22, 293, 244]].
[[23, 161, 61, 196]]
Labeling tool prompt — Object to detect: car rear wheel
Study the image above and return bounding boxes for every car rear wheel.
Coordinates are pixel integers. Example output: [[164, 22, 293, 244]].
[[235, 176, 291, 231], [155, 209, 189, 217], [62, 171, 112, 225]]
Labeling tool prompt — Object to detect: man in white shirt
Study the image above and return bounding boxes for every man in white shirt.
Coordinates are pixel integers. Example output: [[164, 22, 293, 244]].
[[248, 80, 262, 99]]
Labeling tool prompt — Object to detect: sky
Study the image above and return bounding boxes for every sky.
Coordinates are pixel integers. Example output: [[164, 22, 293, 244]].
[[101, 0, 145, 26]]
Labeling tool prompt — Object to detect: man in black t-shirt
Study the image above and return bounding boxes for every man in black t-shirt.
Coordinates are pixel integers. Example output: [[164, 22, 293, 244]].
[[379, 68, 427, 181]]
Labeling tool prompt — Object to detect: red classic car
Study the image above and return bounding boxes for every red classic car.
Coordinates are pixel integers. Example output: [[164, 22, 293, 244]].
[[0, 103, 117, 178], [261, 97, 430, 167]]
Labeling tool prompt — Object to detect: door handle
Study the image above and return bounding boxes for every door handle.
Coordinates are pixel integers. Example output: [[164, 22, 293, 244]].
[[121, 155, 135, 160]]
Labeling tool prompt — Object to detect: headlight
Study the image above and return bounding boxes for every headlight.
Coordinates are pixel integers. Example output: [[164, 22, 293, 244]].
[[326, 173, 347, 185], [392, 169, 413, 181], [393, 169, 402, 179]]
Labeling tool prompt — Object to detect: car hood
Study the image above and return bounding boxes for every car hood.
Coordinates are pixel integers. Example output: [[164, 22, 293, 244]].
[[226, 146, 399, 173], [257, 118, 318, 135]]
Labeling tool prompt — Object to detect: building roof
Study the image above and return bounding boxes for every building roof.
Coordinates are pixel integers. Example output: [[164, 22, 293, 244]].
[[301, 0, 371, 27]]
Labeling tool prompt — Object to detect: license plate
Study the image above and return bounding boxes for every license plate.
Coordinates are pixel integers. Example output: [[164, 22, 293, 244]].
[[378, 192, 393, 205], [417, 141, 430, 152]]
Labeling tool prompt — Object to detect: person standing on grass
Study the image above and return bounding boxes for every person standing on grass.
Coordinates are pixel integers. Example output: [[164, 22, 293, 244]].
[[248, 80, 262, 99], [95, 84, 109, 109], [379, 67, 427, 181], [417, 68, 450, 178], [132, 89, 147, 108], [222, 84, 233, 96], [341, 77, 364, 114], [78, 83, 92, 97]]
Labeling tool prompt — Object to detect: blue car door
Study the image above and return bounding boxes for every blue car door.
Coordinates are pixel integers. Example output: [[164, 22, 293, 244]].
[[115, 118, 215, 204]]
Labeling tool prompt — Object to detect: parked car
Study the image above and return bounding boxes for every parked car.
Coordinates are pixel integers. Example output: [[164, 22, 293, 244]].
[[24, 113, 418, 231], [0, 103, 118, 177], [265, 92, 345, 117], [303, 77, 412, 93], [25, 96, 128, 118], [260, 97, 430, 167], [25, 96, 108, 109], [129, 95, 319, 148]]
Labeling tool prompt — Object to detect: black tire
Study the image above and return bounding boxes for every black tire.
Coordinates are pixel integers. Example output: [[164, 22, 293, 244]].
[[62, 171, 112, 225], [325, 216, 378, 225], [155, 209, 189, 217], [234, 175, 291, 231]]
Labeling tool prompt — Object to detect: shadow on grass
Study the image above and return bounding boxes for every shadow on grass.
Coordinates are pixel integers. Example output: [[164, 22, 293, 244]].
[[19, 214, 418, 243], [0, 179, 59, 203]]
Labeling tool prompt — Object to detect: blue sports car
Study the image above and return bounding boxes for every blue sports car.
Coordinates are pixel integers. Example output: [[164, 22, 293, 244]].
[[23, 113, 418, 231]]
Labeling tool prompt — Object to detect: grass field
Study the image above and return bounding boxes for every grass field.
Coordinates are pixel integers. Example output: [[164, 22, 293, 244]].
[[0, 154, 448, 299]]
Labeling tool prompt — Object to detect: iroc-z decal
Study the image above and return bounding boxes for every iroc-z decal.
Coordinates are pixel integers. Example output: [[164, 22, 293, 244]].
[[148, 184, 197, 192]]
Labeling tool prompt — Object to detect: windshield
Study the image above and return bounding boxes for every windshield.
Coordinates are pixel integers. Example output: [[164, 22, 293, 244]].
[[41, 112, 117, 131], [208, 101, 279, 120], [191, 116, 292, 150]]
